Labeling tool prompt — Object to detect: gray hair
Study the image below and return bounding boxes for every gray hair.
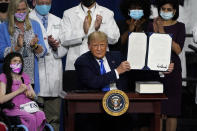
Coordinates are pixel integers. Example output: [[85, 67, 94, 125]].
[[88, 31, 108, 45]]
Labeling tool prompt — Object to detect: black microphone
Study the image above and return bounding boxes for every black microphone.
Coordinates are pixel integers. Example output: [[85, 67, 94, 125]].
[[188, 44, 197, 53]]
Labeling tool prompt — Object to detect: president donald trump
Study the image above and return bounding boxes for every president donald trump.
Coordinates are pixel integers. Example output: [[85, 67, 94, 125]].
[[74, 31, 131, 91]]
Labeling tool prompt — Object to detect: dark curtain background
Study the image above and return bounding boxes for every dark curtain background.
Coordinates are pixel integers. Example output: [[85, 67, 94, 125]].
[[50, 0, 184, 21], [50, 0, 124, 21]]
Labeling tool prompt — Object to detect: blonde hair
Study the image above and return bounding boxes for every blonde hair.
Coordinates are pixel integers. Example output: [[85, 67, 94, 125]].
[[7, 0, 31, 36], [88, 31, 108, 45]]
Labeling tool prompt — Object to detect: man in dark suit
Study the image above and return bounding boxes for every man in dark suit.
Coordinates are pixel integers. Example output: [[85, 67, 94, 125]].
[[74, 31, 131, 92], [74, 31, 131, 131]]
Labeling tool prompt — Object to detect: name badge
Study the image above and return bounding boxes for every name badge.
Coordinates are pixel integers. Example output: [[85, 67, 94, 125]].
[[20, 101, 39, 113], [53, 25, 60, 29]]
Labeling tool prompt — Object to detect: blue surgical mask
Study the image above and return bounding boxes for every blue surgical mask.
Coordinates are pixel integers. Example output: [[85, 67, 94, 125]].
[[35, 4, 51, 15], [129, 10, 144, 20], [160, 11, 174, 20]]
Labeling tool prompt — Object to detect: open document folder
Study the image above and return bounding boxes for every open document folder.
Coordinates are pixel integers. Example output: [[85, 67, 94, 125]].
[[127, 32, 172, 71]]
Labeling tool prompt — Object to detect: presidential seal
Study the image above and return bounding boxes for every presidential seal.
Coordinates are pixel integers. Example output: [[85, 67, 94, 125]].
[[102, 89, 129, 116]]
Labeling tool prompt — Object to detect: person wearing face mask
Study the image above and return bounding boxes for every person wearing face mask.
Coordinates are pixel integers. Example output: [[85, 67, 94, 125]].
[[0, 0, 10, 23], [118, 0, 175, 130], [147, 0, 186, 131], [0, 0, 47, 101], [119, 0, 152, 60], [29, 0, 68, 130], [59, 0, 120, 71], [0, 52, 46, 131]]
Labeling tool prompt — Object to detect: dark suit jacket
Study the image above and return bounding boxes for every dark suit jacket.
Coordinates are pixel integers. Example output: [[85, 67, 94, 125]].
[[74, 51, 129, 91]]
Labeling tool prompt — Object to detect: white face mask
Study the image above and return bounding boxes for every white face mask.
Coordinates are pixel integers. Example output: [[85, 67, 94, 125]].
[[160, 11, 174, 20]]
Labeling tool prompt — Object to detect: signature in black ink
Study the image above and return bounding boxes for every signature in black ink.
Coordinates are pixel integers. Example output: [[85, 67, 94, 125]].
[[157, 64, 167, 69]]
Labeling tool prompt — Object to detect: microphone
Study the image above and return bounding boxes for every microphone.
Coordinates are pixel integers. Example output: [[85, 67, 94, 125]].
[[188, 44, 197, 53]]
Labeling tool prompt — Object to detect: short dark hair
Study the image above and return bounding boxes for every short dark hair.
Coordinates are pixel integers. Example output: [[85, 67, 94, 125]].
[[120, 0, 151, 20], [157, 0, 179, 20]]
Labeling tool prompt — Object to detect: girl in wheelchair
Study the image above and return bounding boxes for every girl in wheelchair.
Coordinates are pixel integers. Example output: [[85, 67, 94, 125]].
[[0, 52, 46, 131]]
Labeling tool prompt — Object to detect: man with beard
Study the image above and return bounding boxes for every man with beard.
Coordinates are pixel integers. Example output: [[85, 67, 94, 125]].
[[59, 0, 120, 71]]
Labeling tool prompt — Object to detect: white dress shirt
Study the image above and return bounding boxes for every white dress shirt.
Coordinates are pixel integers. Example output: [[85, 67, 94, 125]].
[[96, 56, 119, 90], [60, 3, 120, 70]]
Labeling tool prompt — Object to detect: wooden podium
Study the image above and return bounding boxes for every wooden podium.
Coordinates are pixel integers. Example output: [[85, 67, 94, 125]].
[[64, 92, 167, 131]]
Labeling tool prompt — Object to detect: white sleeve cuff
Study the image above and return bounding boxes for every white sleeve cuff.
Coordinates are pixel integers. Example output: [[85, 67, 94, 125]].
[[114, 69, 119, 79], [159, 72, 165, 78]]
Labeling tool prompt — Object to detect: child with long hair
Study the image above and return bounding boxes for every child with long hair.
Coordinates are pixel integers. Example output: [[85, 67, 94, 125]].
[[0, 52, 46, 131]]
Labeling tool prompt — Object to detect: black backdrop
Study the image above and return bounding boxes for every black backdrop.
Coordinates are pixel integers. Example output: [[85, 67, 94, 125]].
[[49, 0, 184, 20], [50, 0, 124, 21]]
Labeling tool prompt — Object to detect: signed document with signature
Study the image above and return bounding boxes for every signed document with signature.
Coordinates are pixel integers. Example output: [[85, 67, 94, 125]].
[[127, 32, 172, 71]]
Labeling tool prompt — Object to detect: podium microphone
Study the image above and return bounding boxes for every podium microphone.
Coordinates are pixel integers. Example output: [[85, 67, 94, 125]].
[[188, 44, 197, 53]]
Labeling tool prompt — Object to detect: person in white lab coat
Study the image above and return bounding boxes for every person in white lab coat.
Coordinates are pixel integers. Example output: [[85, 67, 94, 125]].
[[60, 0, 120, 70], [29, 0, 67, 130], [193, 25, 197, 44]]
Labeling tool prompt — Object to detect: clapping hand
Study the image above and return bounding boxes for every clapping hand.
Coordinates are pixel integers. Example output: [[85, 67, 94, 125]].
[[83, 16, 91, 34], [30, 34, 39, 47], [17, 33, 24, 48], [95, 15, 102, 31], [153, 17, 165, 33], [135, 18, 146, 31], [127, 19, 136, 32], [48, 35, 60, 51], [127, 18, 145, 32]]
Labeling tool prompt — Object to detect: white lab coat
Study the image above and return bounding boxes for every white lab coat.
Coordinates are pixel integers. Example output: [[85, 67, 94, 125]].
[[150, 5, 158, 19], [193, 25, 197, 43], [29, 10, 67, 97], [59, 3, 120, 70]]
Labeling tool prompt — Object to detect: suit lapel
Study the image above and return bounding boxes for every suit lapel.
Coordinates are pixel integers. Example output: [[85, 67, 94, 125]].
[[46, 13, 52, 34], [87, 52, 100, 75], [106, 52, 116, 70]]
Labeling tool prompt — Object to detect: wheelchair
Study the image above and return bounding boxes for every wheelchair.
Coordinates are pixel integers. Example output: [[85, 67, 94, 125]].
[[0, 101, 54, 131]]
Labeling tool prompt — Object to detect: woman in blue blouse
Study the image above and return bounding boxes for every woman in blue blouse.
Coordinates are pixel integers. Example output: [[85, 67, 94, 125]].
[[0, 0, 47, 94]]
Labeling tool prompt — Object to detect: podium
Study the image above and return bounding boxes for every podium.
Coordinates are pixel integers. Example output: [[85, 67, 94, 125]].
[[64, 92, 167, 131]]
